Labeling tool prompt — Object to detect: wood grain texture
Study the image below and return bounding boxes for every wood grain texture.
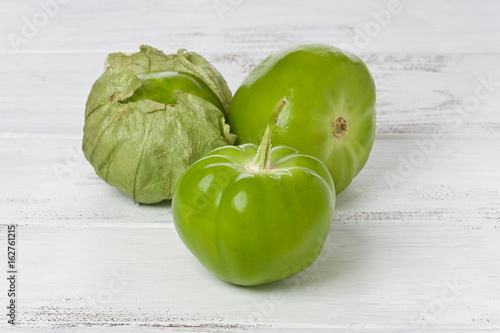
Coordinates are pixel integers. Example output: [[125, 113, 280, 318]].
[[4, 222, 499, 330], [0, 52, 499, 135], [1, 0, 500, 331], [1, 137, 499, 330], [0, 0, 499, 54], [1, 137, 499, 227]]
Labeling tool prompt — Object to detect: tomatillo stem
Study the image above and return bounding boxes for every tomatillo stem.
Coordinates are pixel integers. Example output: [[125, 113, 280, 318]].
[[250, 99, 286, 172]]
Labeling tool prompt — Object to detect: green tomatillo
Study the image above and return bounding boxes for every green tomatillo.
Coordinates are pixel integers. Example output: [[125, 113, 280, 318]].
[[172, 99, 335, 286], [82, 46, 235, 203], [126, 71, 225, 112], [228, 43, 376, 194]]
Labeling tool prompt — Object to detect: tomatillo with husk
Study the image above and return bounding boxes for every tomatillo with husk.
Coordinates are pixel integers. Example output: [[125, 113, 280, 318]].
[[126, 71, 225, 112], [228, 43, 376, 194], [82, 45, 235, 203], [172, 99, 335, 286]]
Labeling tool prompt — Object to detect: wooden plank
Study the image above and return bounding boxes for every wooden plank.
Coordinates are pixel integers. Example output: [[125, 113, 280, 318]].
[[1, 136, 497, 331], [1, 136, 498, 227], [0, 0, 499, 54], [1, 0, 499, 331], [1, 221, 498, 330], [0, 52, 499, 135]]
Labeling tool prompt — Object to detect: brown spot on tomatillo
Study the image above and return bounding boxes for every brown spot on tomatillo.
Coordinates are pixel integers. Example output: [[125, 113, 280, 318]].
[[332, 117, 347, 139]]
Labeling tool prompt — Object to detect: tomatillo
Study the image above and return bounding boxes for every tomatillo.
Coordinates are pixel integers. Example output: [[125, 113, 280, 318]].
[[228, 43, 376, 194], [126, 71, 225, 112], [82, 46, 235, 203], [172, 100, 335, 286]]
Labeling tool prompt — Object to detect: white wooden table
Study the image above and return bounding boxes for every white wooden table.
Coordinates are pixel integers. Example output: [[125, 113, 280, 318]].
[[1, 0, 499, 331]]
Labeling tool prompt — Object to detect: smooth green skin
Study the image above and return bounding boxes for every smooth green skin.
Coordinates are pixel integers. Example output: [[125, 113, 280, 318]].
[[228, 44, 376, 194], [127, 71, 225, 112], [172, 144, 335, 286]]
